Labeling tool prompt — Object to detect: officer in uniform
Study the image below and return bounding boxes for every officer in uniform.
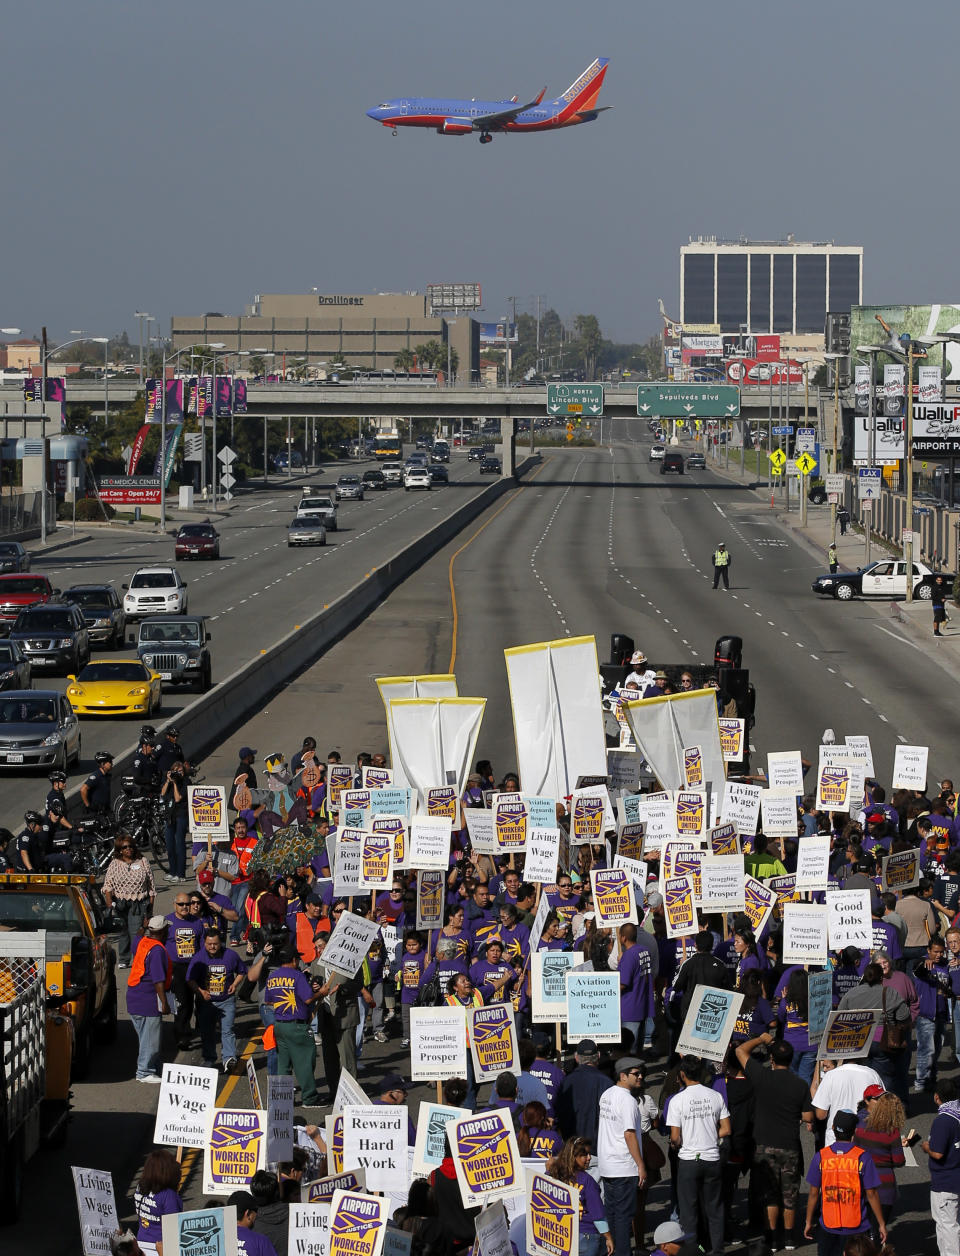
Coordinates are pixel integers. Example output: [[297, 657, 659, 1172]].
[[80, 751, 114, 813], [41, 797, 76, 872], [155, 725, 186, 777], [132, 734, 161, 794], [264, 944, 323, 1106], [14, 811, 45, 872], [712, 541, 731, 590], [45, 769, 68, 812]]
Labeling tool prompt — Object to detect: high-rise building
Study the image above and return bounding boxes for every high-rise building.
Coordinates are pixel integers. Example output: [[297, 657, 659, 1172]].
[[680, 238, 863, 336]]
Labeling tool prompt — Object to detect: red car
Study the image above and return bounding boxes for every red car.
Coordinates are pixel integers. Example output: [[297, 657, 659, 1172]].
[[0, 573, 60, 630], [174, 523, 221, 560]]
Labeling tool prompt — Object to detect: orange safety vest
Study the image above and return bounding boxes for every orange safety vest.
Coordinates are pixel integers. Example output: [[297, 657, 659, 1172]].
[[246, 892, 264, 928], [819, 1145, 865, 1230], [263, 1024, 276, 1052], [295, 912, 320, 963], [127, 936, 173, 991], [445, 990, 484, 1044]]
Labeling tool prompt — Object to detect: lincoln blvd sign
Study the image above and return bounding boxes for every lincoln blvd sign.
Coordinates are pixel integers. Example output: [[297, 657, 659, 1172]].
[[637, 384, 741, 418]]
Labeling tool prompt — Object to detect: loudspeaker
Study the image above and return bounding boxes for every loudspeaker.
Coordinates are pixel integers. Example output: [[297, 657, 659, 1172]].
[[610, 633, 635, 666], [714, 635, 742, 669], [718, 667, 750, 713]]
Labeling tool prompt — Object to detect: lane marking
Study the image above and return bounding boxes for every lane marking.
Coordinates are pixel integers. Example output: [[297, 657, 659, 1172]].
[[874, 624, 921, 652]]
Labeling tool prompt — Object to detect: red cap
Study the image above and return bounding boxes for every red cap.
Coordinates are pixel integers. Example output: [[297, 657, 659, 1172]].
[[863, 1084, 886, 1100]]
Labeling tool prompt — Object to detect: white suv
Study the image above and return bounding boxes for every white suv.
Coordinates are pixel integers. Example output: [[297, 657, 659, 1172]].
[[122, 566, 188, 619], [404, 466, 431, 491]]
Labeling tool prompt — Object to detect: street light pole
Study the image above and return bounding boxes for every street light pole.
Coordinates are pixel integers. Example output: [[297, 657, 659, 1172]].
[[905, 340, 915, 603], [135, 312, 153, 383]]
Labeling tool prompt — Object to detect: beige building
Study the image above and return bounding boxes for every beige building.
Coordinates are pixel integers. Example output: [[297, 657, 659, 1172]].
[[171, 292, 480, 380], [1, 340, 41, 369]]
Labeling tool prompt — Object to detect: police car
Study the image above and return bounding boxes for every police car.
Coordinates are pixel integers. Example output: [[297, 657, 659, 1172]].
[[812, 559, 941, 601]]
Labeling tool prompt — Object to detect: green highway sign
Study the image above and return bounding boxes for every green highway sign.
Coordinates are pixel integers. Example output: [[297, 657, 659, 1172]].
[[636, 384, 741, 418], [547, 383, 604, 417]]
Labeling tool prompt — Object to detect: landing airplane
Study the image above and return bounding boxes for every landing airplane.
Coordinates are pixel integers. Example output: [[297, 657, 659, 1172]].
[[366, 57, 610, 144]]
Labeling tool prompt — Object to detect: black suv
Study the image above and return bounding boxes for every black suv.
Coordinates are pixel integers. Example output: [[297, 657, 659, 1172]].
[[63, 584, 126, 650], [361, 469, 387, 492], [9, 603, 90, 675], [135, 615, 213, 691]]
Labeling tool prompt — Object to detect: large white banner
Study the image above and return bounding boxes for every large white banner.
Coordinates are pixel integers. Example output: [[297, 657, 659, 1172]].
[[504, 636, 607, 798], [622, 690, 726, 795], [388, 697, 485, 802], [377, 675, 459, 789]]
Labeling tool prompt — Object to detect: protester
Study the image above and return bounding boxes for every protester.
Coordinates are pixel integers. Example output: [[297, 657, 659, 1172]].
[[923, 1077, 960, 1256], [133, 1149, 183, 1256], [668, 1055, 730, 1256], [813, 1059, 884, 1146], [126, 916, 172, 1083], [803, 1110, 887, 1254], [102, 836, 156, 968], [186, 926, 247, 1071], [547, 1137, 613, 1256], [852, 1087, 905, 1228], [597, 1057, 647, 1256], [264, 945, 323, 1106], [555, 1038, 613, 1149], [227, 1191, 279, 1256]]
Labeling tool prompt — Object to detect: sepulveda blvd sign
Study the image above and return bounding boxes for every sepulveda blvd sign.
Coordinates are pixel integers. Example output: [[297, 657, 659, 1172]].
[[547, 383, 603, 417], [637, 384, 740, 418]]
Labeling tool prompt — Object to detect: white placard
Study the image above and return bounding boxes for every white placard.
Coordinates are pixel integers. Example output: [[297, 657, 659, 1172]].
[[464, 808, 497, 855], [795, 834, 831, 892], [154, 1063, 218, 1149], [409, 1006, 468, 1082], [720, 781, 762, 835], [675, 986, 745, 1064], [530, 950, 577, 1023], [826, 889, 872, 951], [766, 751, 805, 793], [782, 903, 829, 965], [72, 1167, 119, 1256], [407, 815, 453, 870], [892, 744, 929, 790], [412, 1101, 470, 1177], [334, 1065, 370, 1115], [569, 785, 616, 845], [525, 826, 562, 885], [289, 1202, 331, 1256], [358, 831, 393, 891], [323, 911, 383, 978], [267, 1075, 295, 1166], [334, 827, 365, 897], [700, 856, 746, 913], [635, 791, 676, 850], [614, 854, 649, 895], [343, 1104, 409, 1195], [760, 790, 800, 839], [476, 1202, 514, 1256], [845, 736, 874, 777]]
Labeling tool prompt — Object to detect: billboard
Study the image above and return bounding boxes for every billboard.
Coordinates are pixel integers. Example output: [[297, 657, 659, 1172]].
[[479, 322, 519, 345], [427, 282, 481, 314], [99, 475, 161, 505], [849, 304, 960, 380], [726, 359, 803, 386]]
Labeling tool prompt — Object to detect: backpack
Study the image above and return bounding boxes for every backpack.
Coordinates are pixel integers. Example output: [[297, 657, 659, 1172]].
[[415, 975, 442, 1008]]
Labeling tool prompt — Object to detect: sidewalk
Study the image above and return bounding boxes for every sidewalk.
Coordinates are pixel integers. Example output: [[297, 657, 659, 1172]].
[[699, 441, 960, 687]]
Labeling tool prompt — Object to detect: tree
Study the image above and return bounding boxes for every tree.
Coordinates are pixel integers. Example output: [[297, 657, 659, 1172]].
[[394, 348, 416, 372], [414, 340, 445, 371], [574, 314, 603, 380]]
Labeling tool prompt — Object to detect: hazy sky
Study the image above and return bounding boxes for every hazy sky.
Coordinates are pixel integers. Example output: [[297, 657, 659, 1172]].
[[5, 1, 959, 347]]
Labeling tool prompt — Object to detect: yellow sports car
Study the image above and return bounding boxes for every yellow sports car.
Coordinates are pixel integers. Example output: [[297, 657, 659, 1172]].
[[65, 659, 162, 717]]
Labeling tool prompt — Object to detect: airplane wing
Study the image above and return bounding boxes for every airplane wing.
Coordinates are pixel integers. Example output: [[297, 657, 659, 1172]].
[[472, 89, 546, 131]]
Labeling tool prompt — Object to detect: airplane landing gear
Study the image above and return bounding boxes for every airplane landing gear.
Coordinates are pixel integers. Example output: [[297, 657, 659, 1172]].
[[392, 128, 398, 136], [479, 132, 492, 144]]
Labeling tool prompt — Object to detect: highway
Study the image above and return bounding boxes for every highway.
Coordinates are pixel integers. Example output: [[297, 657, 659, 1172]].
[[1, 453, 492, 827], [15, 426, 954, 1255]]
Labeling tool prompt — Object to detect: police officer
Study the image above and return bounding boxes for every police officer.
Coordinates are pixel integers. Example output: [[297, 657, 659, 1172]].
[[81, 751, 114, 813], [41, 797, 76, 872], [132, 734, 161, 793], [138, 724, 157, 751], [14, 811, 45, 872], [155, 725, 186, 778], [712, 541, 731, 590], [45, 769, 68, 812]]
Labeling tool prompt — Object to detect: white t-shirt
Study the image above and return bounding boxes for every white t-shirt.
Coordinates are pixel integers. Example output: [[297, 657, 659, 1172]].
[[597, 1083, 641, 1178], [669, 1084, 729, 1161], [811, 1062, 883, 1146]]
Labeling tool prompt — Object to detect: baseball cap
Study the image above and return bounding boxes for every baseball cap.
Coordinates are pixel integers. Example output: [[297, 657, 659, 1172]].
[[305, 893, 322, 908], [381, 1072, 411, 1093], [238, 746, 256, 759], [863, 1084, 887, 1101], [615, 1056, 644, 1077], [866, 812, 885, 824], [833, 1109, 858, 1139], [147, 915, 168, 931], [653, 1222, 692, 1246], [576, 1039, 598, 1056]]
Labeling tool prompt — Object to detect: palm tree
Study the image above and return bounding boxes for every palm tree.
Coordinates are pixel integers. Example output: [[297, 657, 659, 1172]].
[[394, 348, 416, 372]]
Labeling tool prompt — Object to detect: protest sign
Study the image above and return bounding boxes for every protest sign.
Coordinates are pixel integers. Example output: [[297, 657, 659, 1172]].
[[700, 856, 746, 913], [267, 1075, 295, 1166], [742, 875, 777, 936], [202, 1107, 266, 1195], [465, 808, 497, 855], [188, 785, 229, 842], [826, 889, 872, 951], [424, 786, 458, 822], [334, 827, 365, 898], [329, 1190, 388, 1256], [247, 1058, 263, 1110], [816, 762, 851, 812], [412, 1102, 470, 1177], [892, 744, 929, 790], [72, 1167, 118, 1256], [289, 1203, 331, 1256], [607, 750, 639, 793], [883, 849, 921, 893], [807, 970, 833, 1042], [153, 1063, 217, 1149], [718, 717, 745, 761], [323, 911, 382, 978], [675, 790, 708, 839], [709, 823, 739, 857], [531, 950, 577, 1022], [782, 903, 829, 966], [614, 854, 648, 895], [672, 849, 707, 905], [335, 1064, 371, 1114], [845, 735, 875, 777], [768, 874, 800, 907], [407, 815, 452, 871], [569, 786, 614, 845], [636, 792, 676, 850], [307, 1169, 367, 1204], [161, 1207, 237, 1256], [326, 1114, 344, 1173], [795, 835, 831, 892], [329, 764, 355, 808], [493, 791, 528, 852], [590, 867, 637, 927], [409, 1006, 468, 1082], [565, 970, 621, 1043], [760, 790, 801, 839], [766, 751, 805, 793], [470, 1004, 520, 1080], [343, 1104, 408, 1195], [369, 787, 412, 818], [476, 1202, 515, 1256], [364, 767, 395, 790], [616, 822, 645, 864], [527, 1173, 578, 1256], [383, 1229, 413, 1256], [618, 792, 642, 826], [341, 788, 372, 827], [359, 831, 394, 891], [415, 870, 446, 931], [528, 892, 551, 956], [818, 1010, 882, 1060], [682, 745, 704, 789], [525, 826, 562, 885], [720, 781, 761, 835], [676, 986, 745, 1064], [370, 814, 407, 873], [664, 875, 697, 938], [446, 1112, 524, 1207], [526, 794, 559, 829]]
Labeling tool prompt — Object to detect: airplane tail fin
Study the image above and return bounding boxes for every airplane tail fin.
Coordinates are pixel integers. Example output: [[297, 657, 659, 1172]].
[[554, 57, 609, 121]]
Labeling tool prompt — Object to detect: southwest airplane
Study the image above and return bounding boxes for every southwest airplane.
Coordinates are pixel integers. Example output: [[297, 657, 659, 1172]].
[[366, 57, 610, 144]]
